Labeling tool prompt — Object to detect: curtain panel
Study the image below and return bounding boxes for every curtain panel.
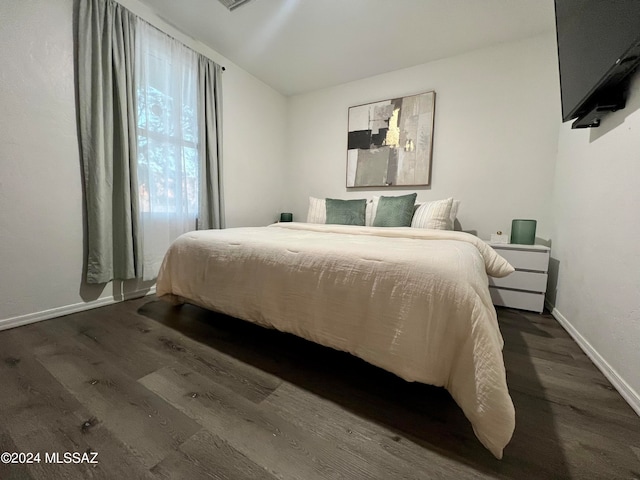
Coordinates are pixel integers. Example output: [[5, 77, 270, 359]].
[[77, 0, 224, 283], [136, 20, 200, 280], [77, 0, 141, 284], [197, 57, 225, 230]]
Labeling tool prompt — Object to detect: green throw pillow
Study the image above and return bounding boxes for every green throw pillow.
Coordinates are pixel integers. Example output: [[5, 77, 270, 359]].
[[325, 198, 366, 226], [373, 193, 417, 227]]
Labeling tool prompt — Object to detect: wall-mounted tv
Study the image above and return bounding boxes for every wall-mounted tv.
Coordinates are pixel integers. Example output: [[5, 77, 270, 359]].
[[555, 0, 640, 128]]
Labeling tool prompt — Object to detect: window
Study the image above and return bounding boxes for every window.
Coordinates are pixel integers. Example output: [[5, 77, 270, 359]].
[[135, 21, 201, 278], [78, 0, 223, 284], [136, 23, 199, 219]]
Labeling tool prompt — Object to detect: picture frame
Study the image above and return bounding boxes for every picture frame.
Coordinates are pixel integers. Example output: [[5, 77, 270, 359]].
[[346, 91, 435, 188]]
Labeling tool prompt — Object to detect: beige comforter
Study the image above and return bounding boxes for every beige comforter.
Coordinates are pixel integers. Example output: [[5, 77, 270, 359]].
[[156, 222, 516, 458]]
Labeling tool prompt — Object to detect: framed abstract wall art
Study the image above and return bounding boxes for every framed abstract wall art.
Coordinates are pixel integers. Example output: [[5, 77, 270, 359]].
[[346, 91, 435, 188]]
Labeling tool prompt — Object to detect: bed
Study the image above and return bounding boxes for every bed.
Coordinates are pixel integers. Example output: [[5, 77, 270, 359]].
[[156, 222, 516, 458]]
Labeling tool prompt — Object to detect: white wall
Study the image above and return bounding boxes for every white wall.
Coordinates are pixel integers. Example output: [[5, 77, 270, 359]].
[[551, 72, 640, 412], [286, 34, 561, 241], [0, 0, 287, 323]]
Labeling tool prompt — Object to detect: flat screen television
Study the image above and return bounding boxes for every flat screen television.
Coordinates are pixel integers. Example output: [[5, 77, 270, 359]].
[[555, 0, 640, 128]]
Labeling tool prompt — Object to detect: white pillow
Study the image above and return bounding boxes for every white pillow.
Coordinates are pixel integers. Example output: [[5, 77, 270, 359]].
[[366, 196, 380, 226], [413, 198, 460, 229], [306, 196, 326, 223], [411, 197, 455, 230], [365, 199, 374, 226], [449, 199, 460, 229]]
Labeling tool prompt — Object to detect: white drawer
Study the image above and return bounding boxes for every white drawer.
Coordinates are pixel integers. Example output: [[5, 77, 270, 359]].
[[489, 287, 545, 313], [492, 248, 549, 272], [489, 271, 547, 292]]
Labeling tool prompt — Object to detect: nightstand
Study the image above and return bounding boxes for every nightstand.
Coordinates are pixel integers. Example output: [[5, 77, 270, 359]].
[[487, 243, 550, 313]]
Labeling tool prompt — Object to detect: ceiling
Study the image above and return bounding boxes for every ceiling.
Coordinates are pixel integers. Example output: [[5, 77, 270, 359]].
[[138, 0, 556, 96]]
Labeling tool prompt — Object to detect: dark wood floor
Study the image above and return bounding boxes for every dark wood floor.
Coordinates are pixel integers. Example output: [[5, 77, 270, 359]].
[[0, 297, 639, 479]]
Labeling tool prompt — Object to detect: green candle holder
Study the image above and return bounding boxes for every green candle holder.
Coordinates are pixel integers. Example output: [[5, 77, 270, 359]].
[[280, 212, 293, 222], [511, 219, 536, 245]]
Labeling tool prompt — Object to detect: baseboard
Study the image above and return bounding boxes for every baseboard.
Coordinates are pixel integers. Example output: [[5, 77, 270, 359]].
[[544, 298, 554, 313], [0, 286, 156, 332], [551, 307, 640, 417]]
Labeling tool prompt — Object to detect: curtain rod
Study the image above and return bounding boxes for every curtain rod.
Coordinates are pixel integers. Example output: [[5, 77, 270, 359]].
[[119, 1, 226, 71]]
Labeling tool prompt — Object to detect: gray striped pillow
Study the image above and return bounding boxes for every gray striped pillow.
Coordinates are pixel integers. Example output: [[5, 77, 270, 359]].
[[306, 197, 326, 223], [411, 198, 454, 230]]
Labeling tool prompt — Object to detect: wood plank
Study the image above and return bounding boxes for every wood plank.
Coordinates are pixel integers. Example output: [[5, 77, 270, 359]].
[[58, 300, 281, 404], [29, 329, 202, 471], [1, 297, 639, 478], [262, 382, 493, 479], [0, 325, 157, 480], [150, 429, 277, 480], [0, 429, 35, 480], [140, 365, 392, 480], [509, 390, 640, 478], [505, 352, 638, 424]]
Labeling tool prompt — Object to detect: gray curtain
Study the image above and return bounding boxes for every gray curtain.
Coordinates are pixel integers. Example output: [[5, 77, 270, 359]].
[[77, 0, 141, 283], [197, 58, 225, 230]]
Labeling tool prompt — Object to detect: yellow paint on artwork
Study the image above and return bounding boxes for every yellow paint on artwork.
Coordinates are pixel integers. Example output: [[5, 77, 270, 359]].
[[385, 108, 400, 147]]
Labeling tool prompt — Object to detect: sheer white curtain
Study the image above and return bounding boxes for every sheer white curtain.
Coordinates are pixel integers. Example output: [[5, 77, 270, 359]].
[[135, 21, 199, 279]]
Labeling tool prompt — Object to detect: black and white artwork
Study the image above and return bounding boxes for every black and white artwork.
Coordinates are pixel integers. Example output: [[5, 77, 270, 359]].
[[346, 91, 435, 187]]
